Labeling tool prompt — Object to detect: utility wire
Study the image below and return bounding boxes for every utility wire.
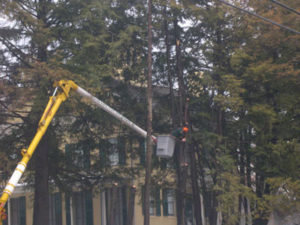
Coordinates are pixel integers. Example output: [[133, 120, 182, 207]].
[[217, 0, 300, 35], [270, 0, 300, 16]]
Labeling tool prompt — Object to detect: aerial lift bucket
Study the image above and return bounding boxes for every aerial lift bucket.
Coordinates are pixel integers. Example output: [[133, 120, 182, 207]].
[[156, 135, 175, 158]]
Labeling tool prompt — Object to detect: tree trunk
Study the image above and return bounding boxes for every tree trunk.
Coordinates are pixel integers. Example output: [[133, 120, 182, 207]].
[[253, 174, 269, 225], [33, 1, 50, 224], [245, 126, 253, 224], [173, 17, 187, 225], [238, 124, 253, 225], [33, 136, 49, 225], [195, 142, 209, 225], [144, 0, 153, 225], [238, 128, 246, 224], [175, 145, 185, 225], [189, 142, 203, 225], [163, 2, 176, 126]]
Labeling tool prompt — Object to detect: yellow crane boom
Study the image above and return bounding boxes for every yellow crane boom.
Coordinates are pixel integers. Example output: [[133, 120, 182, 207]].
[[0, 80, 156, 224]]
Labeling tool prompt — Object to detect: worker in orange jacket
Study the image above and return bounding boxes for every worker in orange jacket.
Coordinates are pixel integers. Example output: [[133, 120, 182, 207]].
[[171, 124, 189, 142]]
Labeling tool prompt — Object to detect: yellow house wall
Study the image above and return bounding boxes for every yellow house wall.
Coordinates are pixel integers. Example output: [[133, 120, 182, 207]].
[[93, 192, 101, 225], [61, 194, 66, 225]]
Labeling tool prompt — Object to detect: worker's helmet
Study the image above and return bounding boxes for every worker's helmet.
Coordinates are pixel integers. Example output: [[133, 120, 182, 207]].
[[183, 126, 189, 132]]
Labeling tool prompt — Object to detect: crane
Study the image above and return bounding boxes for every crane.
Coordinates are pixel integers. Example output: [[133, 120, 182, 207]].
[[0, 80, 159, 224]]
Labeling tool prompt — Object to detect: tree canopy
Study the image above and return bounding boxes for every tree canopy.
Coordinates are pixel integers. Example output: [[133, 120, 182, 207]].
[[0, 0, 300, 225]]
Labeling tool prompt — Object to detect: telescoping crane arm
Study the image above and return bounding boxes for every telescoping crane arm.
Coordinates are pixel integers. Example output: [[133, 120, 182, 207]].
[[0, 80, 156, 224]]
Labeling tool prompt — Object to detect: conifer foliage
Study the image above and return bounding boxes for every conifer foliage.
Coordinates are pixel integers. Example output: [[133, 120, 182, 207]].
[[0, 0, 300, 225]]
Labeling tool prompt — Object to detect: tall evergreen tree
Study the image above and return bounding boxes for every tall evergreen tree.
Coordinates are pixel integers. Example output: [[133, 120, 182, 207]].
[[1, 1, 300, 225], [144, 0, 153, 224]]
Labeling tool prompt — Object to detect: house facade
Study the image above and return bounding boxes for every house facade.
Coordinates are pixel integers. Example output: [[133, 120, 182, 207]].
[[4, 185, 179, 225], [2, 132, 195, 225]]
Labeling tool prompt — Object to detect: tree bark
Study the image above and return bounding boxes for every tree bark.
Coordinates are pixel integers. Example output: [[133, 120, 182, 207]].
[[189, 142, 203, 225], [163, 2, 176, 126], [144, 0, 153, 225], [33, 136, 49, 225], [173, 17, 187, 225], [253, 174, 269, 225], [33, 1, 50, 224], [238, 128, 246, 224]]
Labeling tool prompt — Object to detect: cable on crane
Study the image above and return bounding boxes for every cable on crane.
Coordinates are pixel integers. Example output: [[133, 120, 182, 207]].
[[270, 0, 300, 16], [216, 0, 300, 35]]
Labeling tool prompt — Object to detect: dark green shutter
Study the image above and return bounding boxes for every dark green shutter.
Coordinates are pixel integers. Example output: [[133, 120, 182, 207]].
[[85, 191, 93, 225], [139, 139, 145, 165], [141, 186, 145, 215], [152, 144, 159, 166], [99, 148, 106, 167], [19, 196, 26, 225], [122, 187, 127, 225], [155, 188, 161, 216], [83, 148, 90, 170], [54, 193, 62, 225], [185, 196, 193, 225], [65, 144, 72, 167], [105, 188, 110, 221], [118, 137, 126, 165], [162, 189, 168, 216], [65, 194, 71, 225]]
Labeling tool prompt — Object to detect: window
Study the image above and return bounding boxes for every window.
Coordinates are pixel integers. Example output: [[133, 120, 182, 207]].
[[139, 139, 158, 166], [10, 196, 26, 225], [142, 187, 161, 216], [65, 143, 90, 170], [65, 191, 93, 225], [104, 186, 127, 225], [149, 195, 155, 215], [104, 137, 126, 166], [49, 193, 62, 225], [163, 189, 175, 216]]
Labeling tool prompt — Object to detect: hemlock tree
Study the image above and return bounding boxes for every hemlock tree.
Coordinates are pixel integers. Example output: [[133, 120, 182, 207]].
[[144, 0, 153, 225], [0, 1, 70, 224], [229, 1, 300, 224], [1, 0, 112, 224], [1, 0, 150, 224], [1, 1, 300, 225]]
